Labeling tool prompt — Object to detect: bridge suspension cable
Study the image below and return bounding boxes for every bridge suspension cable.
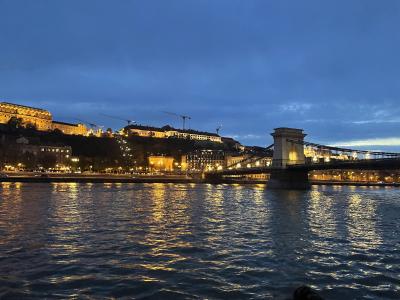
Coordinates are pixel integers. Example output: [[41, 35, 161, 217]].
[[286, 139, 400, 160], [226, 143, 274, 169]]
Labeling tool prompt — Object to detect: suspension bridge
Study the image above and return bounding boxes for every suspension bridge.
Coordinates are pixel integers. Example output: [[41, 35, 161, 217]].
[[204, 127, 400, 189]]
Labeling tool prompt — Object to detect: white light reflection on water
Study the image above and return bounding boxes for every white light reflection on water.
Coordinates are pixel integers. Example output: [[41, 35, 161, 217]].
[[308, 189, 337, 242], [346, 193, 382, 251]]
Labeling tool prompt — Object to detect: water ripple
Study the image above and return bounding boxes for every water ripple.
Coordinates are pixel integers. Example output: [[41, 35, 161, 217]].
[[0, 183, 399, 299]]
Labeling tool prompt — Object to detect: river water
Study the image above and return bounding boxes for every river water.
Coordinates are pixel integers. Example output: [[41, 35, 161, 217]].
[[0, 182, 399, 299]]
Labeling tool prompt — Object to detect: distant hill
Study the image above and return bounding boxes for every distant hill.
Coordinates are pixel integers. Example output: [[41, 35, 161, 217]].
[[0, 124, 241, 171]]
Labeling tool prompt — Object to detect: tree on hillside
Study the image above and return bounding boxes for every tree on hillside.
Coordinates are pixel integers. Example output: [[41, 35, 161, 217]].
[[7, 117, 23, 130], [25, 122, 37, 130], [52, 128, 63, 135]]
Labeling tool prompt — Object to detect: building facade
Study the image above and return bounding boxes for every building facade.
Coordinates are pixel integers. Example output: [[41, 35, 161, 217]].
[[0, 101, 89, 136], [166, 129, 222, 142], [15, 137, 72, 165], [128, 125, 167, 138], [225, 154, 272, 169], [36, 145, 72, 165], [182, 150, 225, 171], [51, 121, 88, 136], [148, 155, 174, 171], [126, 124, 222, 143], [0, 102, 52, 130]]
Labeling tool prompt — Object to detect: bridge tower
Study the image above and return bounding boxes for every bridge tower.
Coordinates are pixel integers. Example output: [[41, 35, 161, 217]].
[[271, 128, 306, 167], [269, 128, 310, 189]]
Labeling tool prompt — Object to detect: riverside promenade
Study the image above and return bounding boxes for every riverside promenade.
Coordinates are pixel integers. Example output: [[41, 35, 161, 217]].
[[1, 173, 400, 187]]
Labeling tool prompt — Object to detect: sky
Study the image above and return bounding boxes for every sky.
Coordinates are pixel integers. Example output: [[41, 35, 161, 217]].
[[1, 0, 400, 150]]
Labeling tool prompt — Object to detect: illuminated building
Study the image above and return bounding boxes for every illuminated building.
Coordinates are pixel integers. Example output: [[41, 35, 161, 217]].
[[226, 154, 247, 168], [221, 137, 245, 151], [182, 150, 225, 171], [0, 102, 89, 136], [127, 125, 167, 138], [37, 145, 72, 165], [15, 137, 72, 165], [148, 155, 175, 171], [0, 102, 52, 130], [309, 170, 400, 184], [304, 146, 352, 163], [225, 154, 272, 169], [51, 121, 88, 136], [126, 124, 222, 143]]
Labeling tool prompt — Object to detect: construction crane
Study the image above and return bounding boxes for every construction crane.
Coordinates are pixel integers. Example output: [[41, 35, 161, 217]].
[[163, 111, 191, 130], [101, 114, 135, 126], [75, 118, 97, 129], [216, 124, 222, 135], [75, 118, 104, 132]]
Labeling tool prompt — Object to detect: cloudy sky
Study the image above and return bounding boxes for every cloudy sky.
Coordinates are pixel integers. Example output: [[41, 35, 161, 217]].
[[1, 0, 400, 149]]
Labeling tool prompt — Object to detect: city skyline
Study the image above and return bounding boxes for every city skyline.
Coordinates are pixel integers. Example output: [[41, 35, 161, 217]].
[[1, 1, 400, 149]]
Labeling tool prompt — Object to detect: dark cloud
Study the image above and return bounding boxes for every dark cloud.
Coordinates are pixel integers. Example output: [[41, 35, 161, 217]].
[[1, 0, 400, 148]]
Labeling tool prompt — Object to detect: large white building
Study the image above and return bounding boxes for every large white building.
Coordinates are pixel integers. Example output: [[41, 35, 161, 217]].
[[126, 124, 222, 143]]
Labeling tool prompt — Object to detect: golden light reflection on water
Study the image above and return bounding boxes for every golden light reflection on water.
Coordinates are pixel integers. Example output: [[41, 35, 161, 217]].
[[0, 182, 24, 244], [51, 182, 79, 200], [48, 183, 87, 255], [149, 183, 167, 223], [204, 184, 225, 218], [347, 193, 382, 250], [0, 182, 398, 299], [252, 185, 265, 206], [0, 182, 22, 198], [103, 183, 113, 189], [138, 183, 194, 273]]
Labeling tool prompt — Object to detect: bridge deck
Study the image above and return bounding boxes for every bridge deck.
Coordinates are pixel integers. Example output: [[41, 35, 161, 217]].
[[208, 158, 400, 176]]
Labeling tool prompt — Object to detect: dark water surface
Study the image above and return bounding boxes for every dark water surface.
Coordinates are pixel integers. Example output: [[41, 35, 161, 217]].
[[0, 183, 399, 299]]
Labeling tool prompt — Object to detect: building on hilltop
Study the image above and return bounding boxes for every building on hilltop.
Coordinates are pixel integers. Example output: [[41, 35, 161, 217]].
[[126, 124, 167, 138], [0, 101, 90, 136], [0, 102, 53, 131], [51, 121, 88, 136], [125, 124, 222, 143]]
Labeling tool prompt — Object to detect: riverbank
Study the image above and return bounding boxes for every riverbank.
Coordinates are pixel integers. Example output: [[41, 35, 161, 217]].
[[1, 175, 400, 186], [0, 176, 268, 185], [0, 174, 197, 184], [310, 180, 400, 187]]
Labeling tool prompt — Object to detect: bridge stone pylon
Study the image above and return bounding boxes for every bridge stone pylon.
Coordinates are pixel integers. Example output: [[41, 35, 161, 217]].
[[269, 127, 310, 189], [271, 127, 306, 167]]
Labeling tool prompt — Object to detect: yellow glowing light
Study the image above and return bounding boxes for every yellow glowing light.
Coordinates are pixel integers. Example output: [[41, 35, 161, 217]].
[[289, 147, 298, 161]]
